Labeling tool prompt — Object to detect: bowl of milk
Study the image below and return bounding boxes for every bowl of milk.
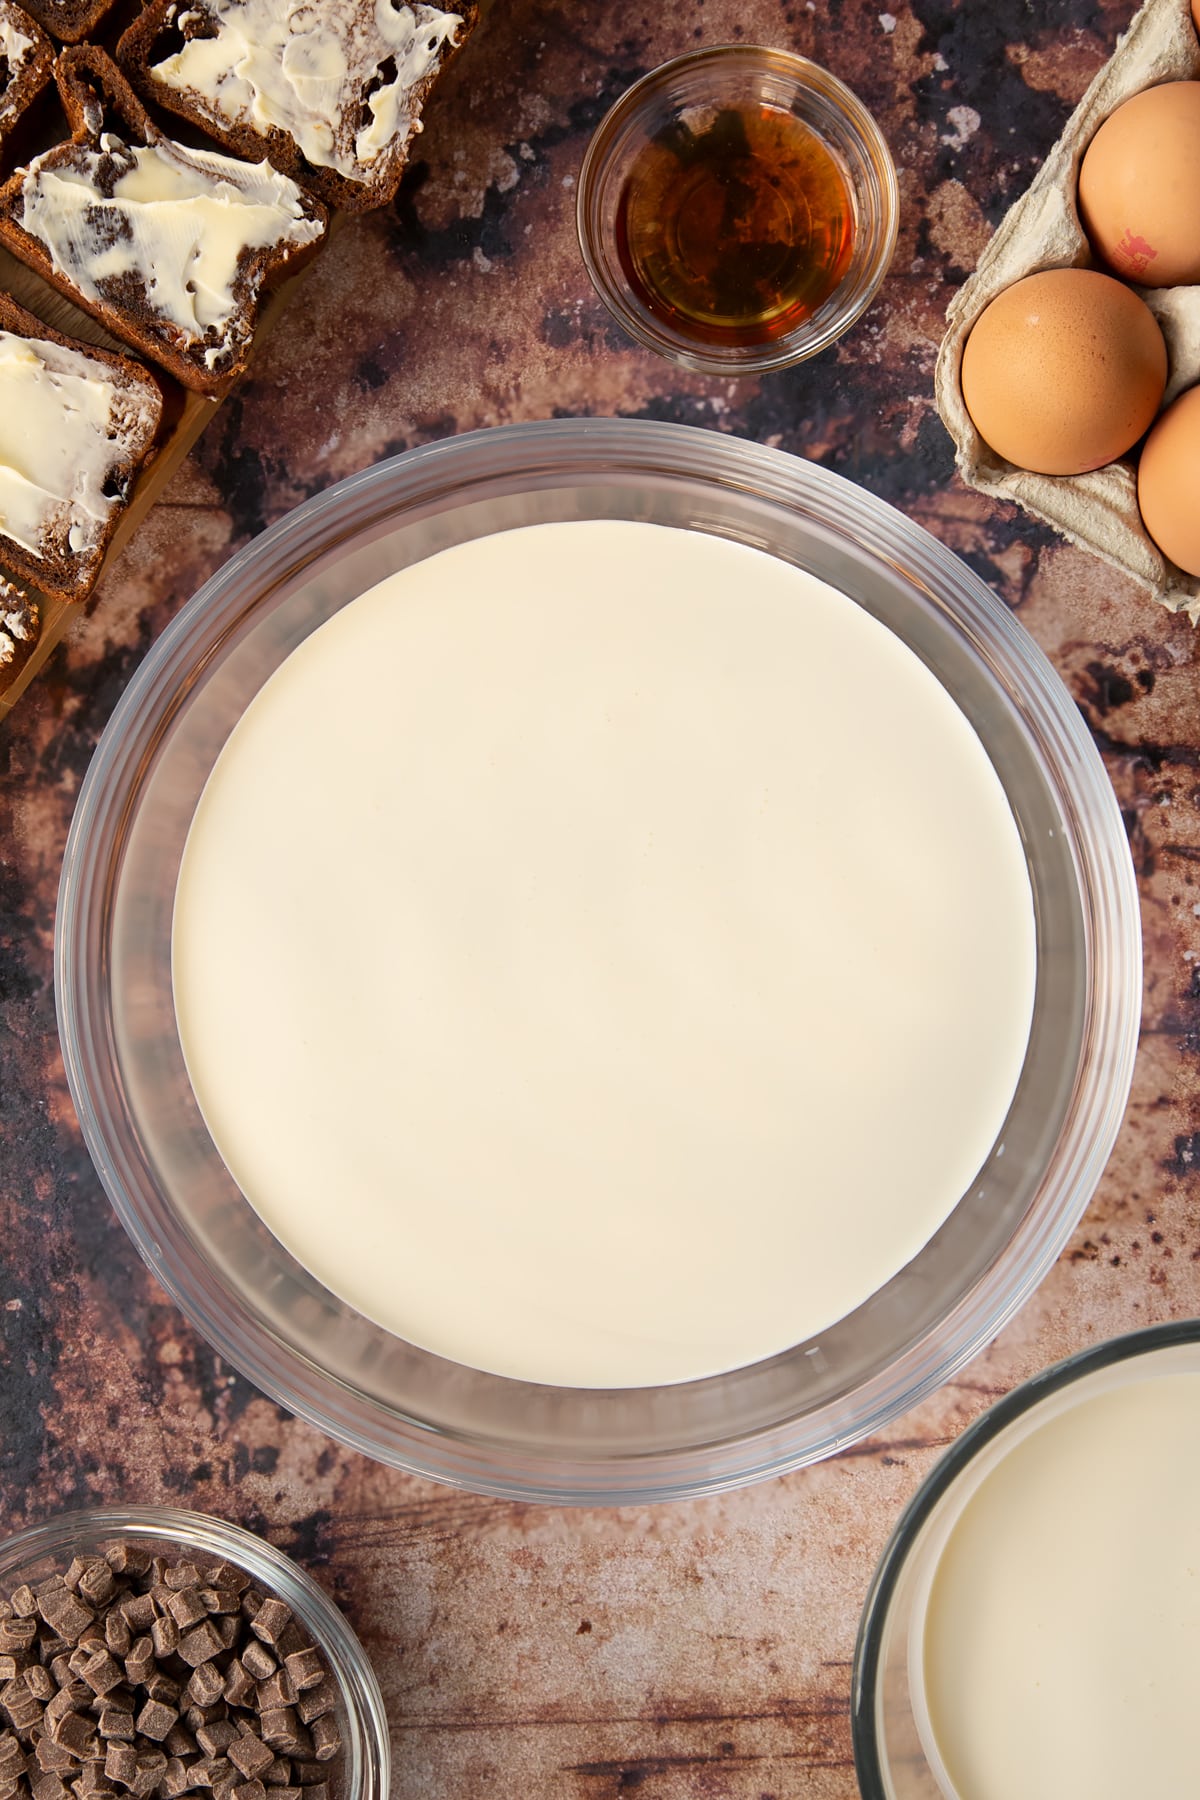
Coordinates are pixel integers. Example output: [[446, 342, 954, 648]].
[[55, 417, 1140, 1501], [852, 1320, 1200, 1800]]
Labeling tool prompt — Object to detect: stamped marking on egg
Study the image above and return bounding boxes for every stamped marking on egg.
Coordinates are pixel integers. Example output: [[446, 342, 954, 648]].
[[1114, 227, 1158, 279]]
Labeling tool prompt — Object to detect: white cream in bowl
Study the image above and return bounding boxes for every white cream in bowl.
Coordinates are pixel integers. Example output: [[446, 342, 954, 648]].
[[172, 519, 1035, 1387]]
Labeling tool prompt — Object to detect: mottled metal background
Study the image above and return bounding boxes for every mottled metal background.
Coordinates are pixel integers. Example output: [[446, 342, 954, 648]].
[[3, 1, 1199, 1794]]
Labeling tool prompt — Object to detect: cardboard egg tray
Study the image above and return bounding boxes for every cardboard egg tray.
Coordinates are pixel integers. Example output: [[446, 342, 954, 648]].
[[934, 0, 1200, 620]]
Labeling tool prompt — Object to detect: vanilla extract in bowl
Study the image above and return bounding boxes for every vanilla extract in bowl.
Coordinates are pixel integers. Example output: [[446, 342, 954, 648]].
[[615, 101, 855, 345], [576, 46, 898, 373]]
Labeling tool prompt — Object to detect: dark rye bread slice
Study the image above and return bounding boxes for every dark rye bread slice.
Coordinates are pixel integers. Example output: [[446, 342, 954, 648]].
[[118, 0, 479, 213], [0, 289, 162, 603], [0, 48, 328, 393], [13, 0, 115, 46], [0, 1, 52, 151], [0, 573, 38, 679]]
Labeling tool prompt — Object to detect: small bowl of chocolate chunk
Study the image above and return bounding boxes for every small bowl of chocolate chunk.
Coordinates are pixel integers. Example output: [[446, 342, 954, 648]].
[[0, 1509, 387, 1800]]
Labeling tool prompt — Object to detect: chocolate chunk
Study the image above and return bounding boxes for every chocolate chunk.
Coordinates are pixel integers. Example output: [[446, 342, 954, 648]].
[[76, 1569, 116, 1613], [287, 1767, 324, 1788], [277, 1657, 320, 1701], [73, 1765, 116, 1800], [134, 1700, 178, 1744], [0, 1736, 26, 1776], [305, 1720, 338, 1768], [183, 1668, 223, 1714], [163, 1593, 205, 1635], [149, 1619, 177, 1662], [142, 1677, 179, 1709], [218, 1669, 252, 1715], [0, 1622, 37, 1653], [2, 1679, 44, 1732], [31, 1773, 70, 1800], [63, 1564, 92, 1600], [291, 1683, 334, 1730], [36, 1594, 94, 1648], [101, 1552, 145, 1583], [232, 1781, 266, 1800], [128, 1752, 166, 1800], [245, 1607, 289, 1654], [25, 1664, 55, 1702], [0, 1664, 20, 1688], [80, 1652, 125, 1699], [122, 1642, 153, 1690], [196, 1594, 237, 1620], [49, 1685, 90, 1721], [252, 1675, 293, 1716], [51, 1713, 96, 1758], [117, 1600, 154, 1639], [102, 1616, 131, 1662], [192, 1724, 236, 1761], [103, 1742, 138, 1788], [234, 1648, 272, 1688], [161, 1724, 196, 1761], [35, 1739, 77, 1776], [8, 1594, 36, 1623], [258, 1765, 289, 1790], [96, 1703, 135, 1743], [158, 1758, 192, 1800], [176, 1627, 222, 1673], [224, 1740, 271, 1783]]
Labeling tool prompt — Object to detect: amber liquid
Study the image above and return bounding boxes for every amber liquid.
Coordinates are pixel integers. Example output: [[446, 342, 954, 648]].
[[615, 102, 855, 347]]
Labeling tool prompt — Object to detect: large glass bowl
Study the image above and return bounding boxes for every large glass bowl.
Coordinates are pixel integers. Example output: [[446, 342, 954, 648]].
[[55, 418, 1141, 1504]]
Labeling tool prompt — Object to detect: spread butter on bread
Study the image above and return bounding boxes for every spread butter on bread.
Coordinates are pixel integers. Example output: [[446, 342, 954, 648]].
[[0, 290, 162, 603], [0, 0, 52, 149], [119, 0, 477, 212], [0, 573, 37, 676], [0, 48, 328, 393]]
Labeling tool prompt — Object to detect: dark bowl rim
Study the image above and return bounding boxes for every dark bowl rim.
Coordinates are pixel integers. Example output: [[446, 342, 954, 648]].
[[850, 1316, 1200, 1797]]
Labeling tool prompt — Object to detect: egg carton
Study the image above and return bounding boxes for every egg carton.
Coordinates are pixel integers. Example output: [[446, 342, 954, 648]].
[[934, 0, 1200, 620]]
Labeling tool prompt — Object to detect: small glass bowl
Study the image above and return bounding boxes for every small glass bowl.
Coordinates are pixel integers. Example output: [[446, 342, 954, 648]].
[[576, 45, 899, 373], [0, 1507, 388, 1800], [851, 1321, 1200, 1798]]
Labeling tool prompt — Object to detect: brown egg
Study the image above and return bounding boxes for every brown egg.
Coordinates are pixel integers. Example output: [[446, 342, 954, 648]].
[[961, 268, 1167, 476], [1193, 0, 1200, 39], [1079, 81, 1200, 286], [1137, 384, 1200, 577]]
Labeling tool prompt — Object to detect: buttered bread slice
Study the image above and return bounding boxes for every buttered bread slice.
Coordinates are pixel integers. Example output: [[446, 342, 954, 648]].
[[119, 0, 476, 212], [0, 0, 52, 152], [0, 48, 328, 392], [0, 574, 38, 679], [0, 291, 162, 604]]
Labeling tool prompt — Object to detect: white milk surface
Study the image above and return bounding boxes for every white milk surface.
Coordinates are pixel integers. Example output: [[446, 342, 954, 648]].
[[923, 1370, 1200, 1800], [172, 520, 1036, 1387]]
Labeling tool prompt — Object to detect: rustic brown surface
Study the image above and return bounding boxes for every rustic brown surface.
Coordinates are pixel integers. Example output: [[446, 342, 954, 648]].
[[2, 1, 1200, 1795]]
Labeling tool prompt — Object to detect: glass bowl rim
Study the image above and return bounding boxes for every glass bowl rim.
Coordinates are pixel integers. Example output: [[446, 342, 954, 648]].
[[0, 1503, 389, 1800], [574, 42, 901, 374], [849, 1317, 1200, 1798], [54, 416, 1141, 1503]]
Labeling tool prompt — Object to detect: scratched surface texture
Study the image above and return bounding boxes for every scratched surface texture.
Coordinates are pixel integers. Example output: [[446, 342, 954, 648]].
[[3, 0, 1200, 1795]]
